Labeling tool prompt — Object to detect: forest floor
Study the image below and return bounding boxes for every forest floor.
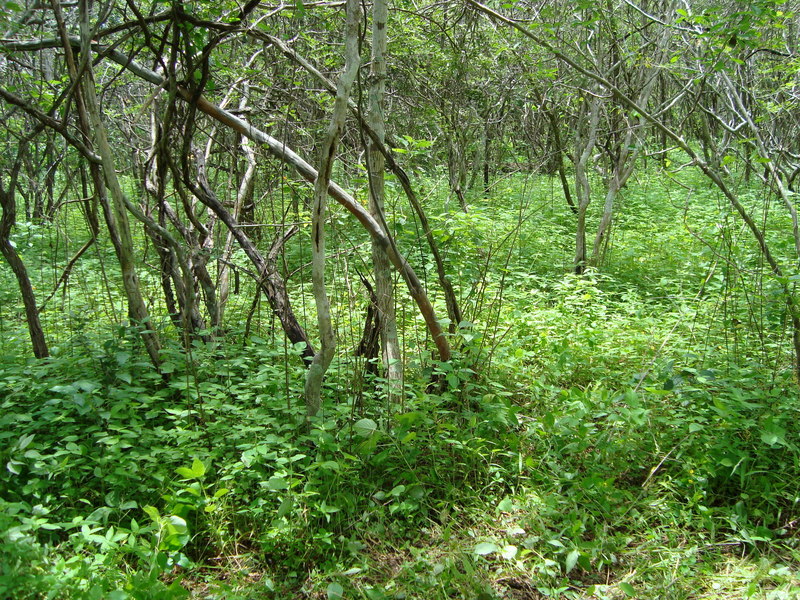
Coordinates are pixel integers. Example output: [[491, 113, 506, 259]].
[[2, 173, 800, 598]]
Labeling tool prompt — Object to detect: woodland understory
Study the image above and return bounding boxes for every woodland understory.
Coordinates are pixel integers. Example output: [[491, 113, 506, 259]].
[[1, 0, 800, 598]]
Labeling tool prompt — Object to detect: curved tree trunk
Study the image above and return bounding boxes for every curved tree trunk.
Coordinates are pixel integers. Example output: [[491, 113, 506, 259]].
[[252, 31, 461, 334], [50, 0, 161, 367], [78, 10, 161, 366], [0, 163, 49, 359], [3, 34, 452, 363], [305, 0, 360, 416], [189, 149, 316, 364], [468, 0, 800, 382]]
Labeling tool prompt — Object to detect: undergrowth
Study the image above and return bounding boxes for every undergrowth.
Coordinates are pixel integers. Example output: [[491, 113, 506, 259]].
[[1, 323, 799, 598], [1, 172, 800, 598]]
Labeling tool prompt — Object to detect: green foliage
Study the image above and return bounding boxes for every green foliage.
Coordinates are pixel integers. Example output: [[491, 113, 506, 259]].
[[2, 168, 800, 598], [0, 331, 527, 596], [3, 0, 800, 595]]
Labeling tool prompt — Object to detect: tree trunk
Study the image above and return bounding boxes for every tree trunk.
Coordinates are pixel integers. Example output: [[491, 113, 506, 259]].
[[75, 2, 161, 366], [590, 15, 669, 266], [467, 0, 800, 381], [49, 0, 161, 366], [219, 84, 256, 326], [254, 31, 460, 337], [12, 34, 451, 362], [305, 0, 360, 416], [0, 161, 49, 359], [189, 149, 316, 363], [367, 0, 402, 392], [573, 96, 601, 275], [448, 139, 469, 211], [544, 102, 577, 214], [590, 130, 638, 265]]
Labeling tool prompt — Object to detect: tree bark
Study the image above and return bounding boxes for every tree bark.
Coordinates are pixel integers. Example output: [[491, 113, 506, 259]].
[[305, 0, 360, 416], [219, 83, 256, 326], [73, 1, 161, 366], [467, 0, 800, 380], [2, 34, 452, 363], [544, 101, 577, 215], [573, 95, 601, 275], [189, 149, 316, 363], [251, 31, 460, 336], [367, 0, 402, 391], [0, 151, 49, 359], [45, 0, 161, 366]]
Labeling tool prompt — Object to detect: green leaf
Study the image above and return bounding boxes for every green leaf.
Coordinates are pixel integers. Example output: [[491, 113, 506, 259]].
[[143, 505, 160, 523], [353, 418, 378, 438], [160, 361, 176, 374], [474, 542, 499, 556], [175, 467, 196, 479], [167, 515, 188, 533], [176, 458, 206, 479], [276, 496, 293, 518], [327, 582, 344, 599], [501, 544, 518, 560], [191, 457, 206, 477], [565, 549, 580, 573], [619, 582, 636, 596], [497, 497, 515, 512], [267, 476, 288, 490], [760, 431, 779, 446], [17, 433, 35, 450]]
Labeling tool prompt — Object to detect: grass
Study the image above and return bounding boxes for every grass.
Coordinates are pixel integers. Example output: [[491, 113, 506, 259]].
[[1, 168, 799, 598]]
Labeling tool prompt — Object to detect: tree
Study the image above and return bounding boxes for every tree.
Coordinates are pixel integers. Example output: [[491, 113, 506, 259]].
[[467, 0, 800, 380], [304, 0, 360, 416], [0, 131, 49, 358], [366, 0, 403, 391]]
